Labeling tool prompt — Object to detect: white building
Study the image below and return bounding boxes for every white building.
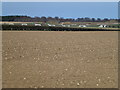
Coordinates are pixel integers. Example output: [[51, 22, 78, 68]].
[[52, 25, 56, 26], [21, 23, 27, 26], [35, 24, 41, 26], [67, 25, 70, 27], [8, 23, 14, 25], [79, 25, 86, 27], [48, 24, 55, 26], [71, 24, 76, 25], [61, 25, 66, 27], [99, 25, 107, 28]]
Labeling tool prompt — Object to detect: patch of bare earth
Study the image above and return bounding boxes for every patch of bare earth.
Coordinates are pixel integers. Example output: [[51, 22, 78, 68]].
[[2, 31, 118, 88]]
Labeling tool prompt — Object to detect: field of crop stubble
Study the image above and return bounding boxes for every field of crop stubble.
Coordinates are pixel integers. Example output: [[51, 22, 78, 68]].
[[2, 31, 118, 88]]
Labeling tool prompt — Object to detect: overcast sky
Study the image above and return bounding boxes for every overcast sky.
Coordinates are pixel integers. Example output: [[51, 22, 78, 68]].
[[2, 2, 118, 19]]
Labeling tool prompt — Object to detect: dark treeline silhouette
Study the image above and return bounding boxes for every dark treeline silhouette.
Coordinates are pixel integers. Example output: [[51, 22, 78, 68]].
[[2, 25, 119, 31], [0, 15, 119, 22]]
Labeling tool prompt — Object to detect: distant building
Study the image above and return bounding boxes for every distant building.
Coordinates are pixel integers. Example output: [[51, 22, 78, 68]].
[[67, 25, 70, 27], [8, 23, 14, 25], [52, 25, 56, 26], [48, 24, 56, 26], [99, 25, 107, 28], [61, 24, 71, 27], [35, 24, 41, 26], [79, 25, 86, 27], [61, 25, 66, 27], [21, 23, 27, 26]]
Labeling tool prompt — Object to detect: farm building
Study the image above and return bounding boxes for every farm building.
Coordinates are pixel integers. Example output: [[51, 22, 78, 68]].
[[61, 24, 71, 27], [67, 25, 70, 27], [8, 23, 14, 25], [99, 25, 107, 28], [48, 24, 56, 26], [79, 25, 86, 27], [61, 25, 66, 27], [35, 24, 41, 26], [21, 23, 28, 26]]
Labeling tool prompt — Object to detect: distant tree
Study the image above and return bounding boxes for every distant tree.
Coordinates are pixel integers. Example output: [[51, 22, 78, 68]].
[[55, 16, 59, 20], [1, 15, 117, 23], [40, 16, 47, 22], [97, 18, 101, 22], [91, 18, 96, 22], [76, 18, 84, 22], [84, 17, 91, 22], [103, 18, 109, 21]]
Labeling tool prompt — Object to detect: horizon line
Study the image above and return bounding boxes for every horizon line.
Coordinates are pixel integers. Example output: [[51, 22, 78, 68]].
[[1, 15, 118, 19]]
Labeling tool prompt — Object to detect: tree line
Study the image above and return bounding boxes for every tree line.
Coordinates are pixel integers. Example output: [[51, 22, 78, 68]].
[[0, 15, 119, 23], [2, 24, 118, 31]]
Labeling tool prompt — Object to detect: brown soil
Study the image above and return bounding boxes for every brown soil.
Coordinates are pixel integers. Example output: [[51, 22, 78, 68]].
[[2, 31, 118, 88]]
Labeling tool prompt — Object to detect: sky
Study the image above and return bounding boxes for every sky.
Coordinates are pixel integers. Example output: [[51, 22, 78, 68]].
[[2, 2, 118, 19], [1, 0, 120, 2]]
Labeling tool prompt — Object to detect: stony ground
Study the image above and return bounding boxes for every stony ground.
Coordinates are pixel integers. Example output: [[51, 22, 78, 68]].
[[2, 31, 118, 88]]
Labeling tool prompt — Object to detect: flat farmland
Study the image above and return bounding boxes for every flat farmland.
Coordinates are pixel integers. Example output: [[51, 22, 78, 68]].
[[2, 31, 118, 88]]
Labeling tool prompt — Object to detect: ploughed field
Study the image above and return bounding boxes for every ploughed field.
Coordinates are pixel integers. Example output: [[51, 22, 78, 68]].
[[2, 31, 118, 88]]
